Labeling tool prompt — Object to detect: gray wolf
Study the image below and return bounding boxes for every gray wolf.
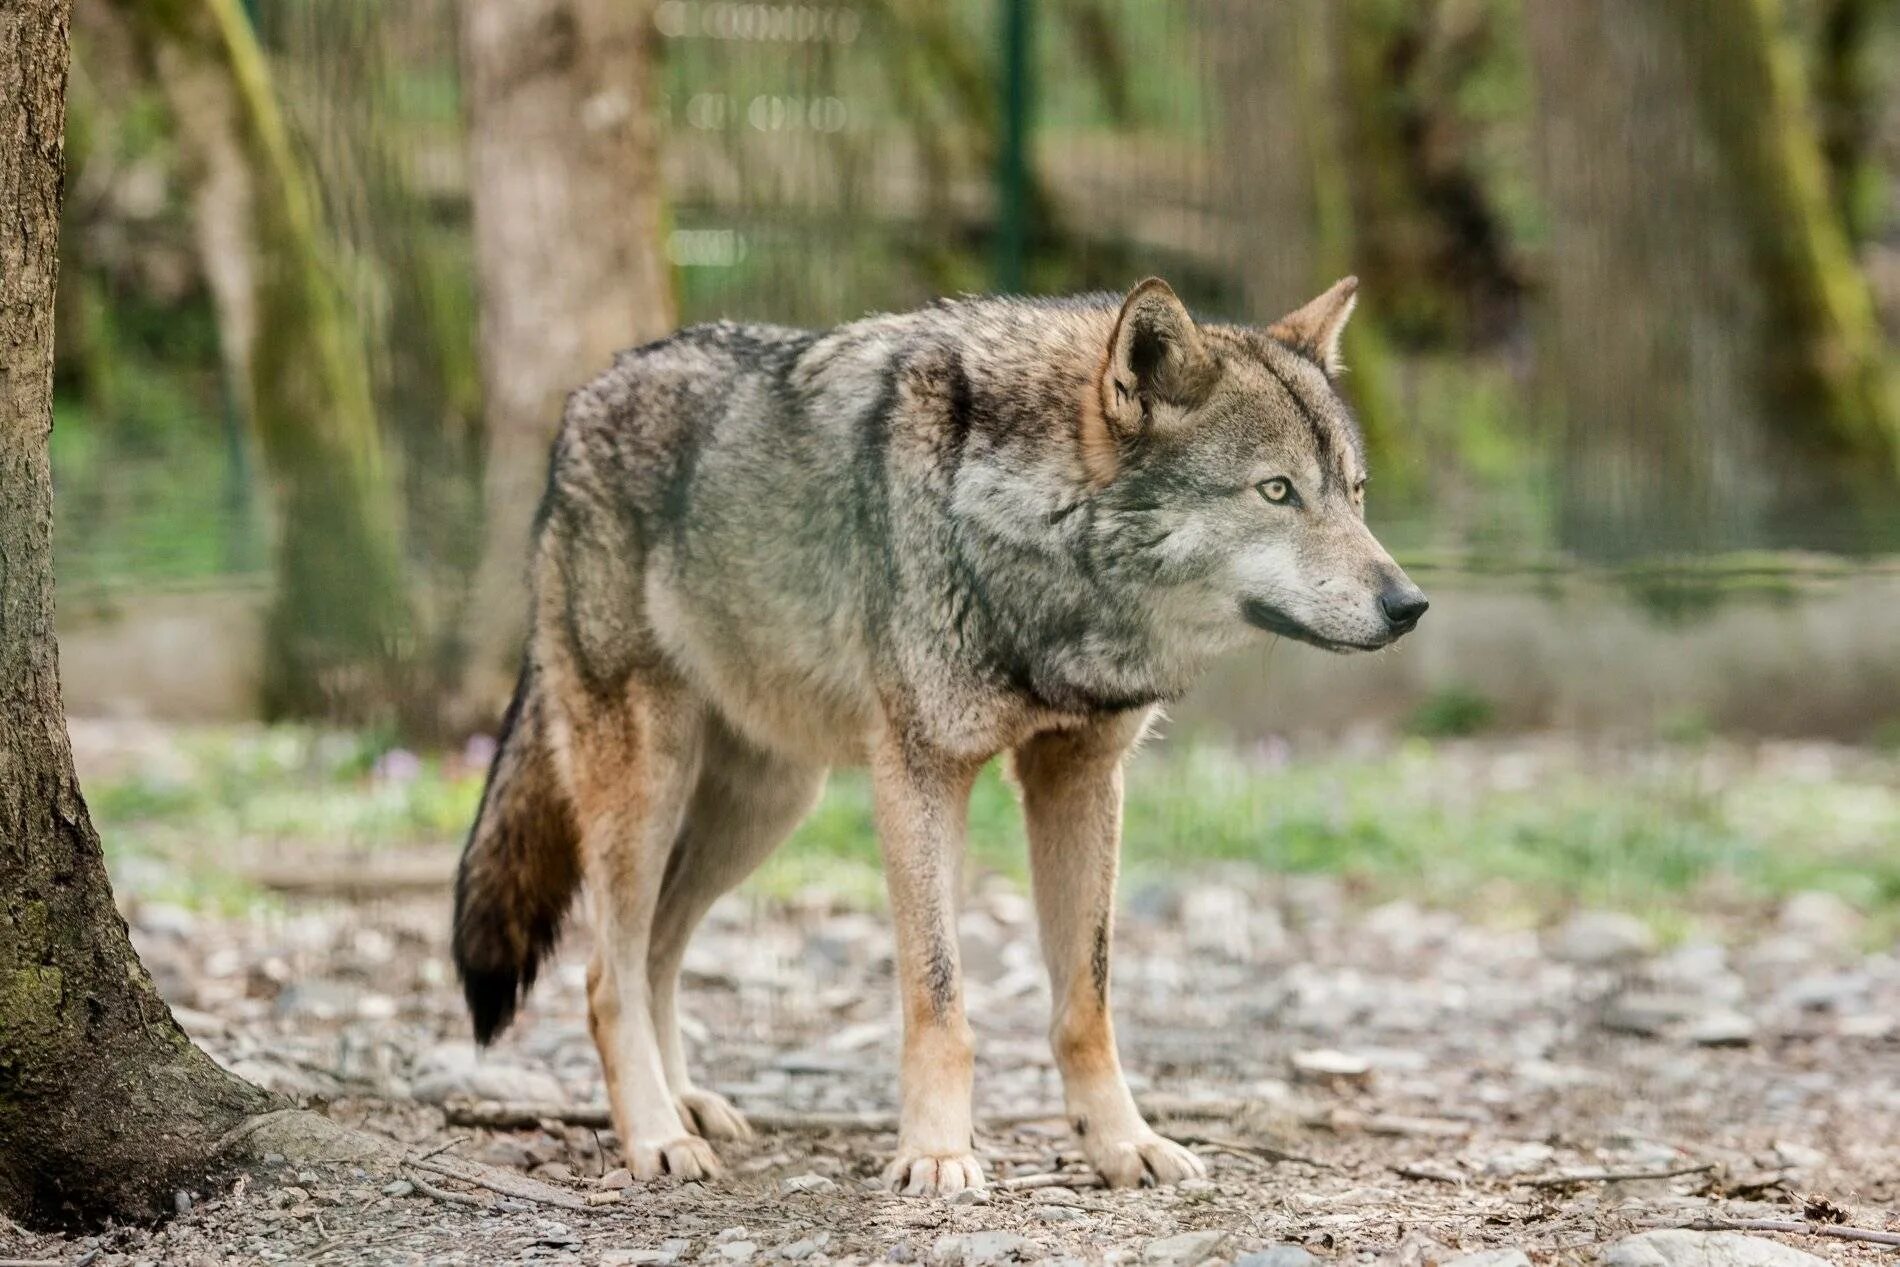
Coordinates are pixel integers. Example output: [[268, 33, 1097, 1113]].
[[451, 277, 1427, 1194]]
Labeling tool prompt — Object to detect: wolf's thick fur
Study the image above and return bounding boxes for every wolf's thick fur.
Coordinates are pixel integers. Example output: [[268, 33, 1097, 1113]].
[[453, 278, 1425, 1192]]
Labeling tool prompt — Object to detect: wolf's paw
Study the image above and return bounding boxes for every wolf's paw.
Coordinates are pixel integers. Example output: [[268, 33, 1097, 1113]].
[[883, 1150, 986, 1197], [626, 1134, 723, 1182], [677, 1089, 753, 1141], [1086, 1130, 1206, 1189]]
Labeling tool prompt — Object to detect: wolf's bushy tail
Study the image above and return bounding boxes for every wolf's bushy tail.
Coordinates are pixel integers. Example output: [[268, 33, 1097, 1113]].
[[452, 666, 581, 1044]]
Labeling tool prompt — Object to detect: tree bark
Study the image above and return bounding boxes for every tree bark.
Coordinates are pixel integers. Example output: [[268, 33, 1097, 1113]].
[[1204, 0, 1402, 467], [0, 0, 275, 1228], [115, 0, 415, 722], [1527, 0, 1898, 556], [457, 0, 675, 719]]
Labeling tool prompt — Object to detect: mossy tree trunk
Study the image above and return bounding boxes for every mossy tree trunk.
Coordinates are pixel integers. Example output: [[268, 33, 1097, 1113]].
[[1527, 0, 1898, 557], [117, 0, 414, 722], [0, 0, 275, 1227], [1329, 0, 1520, 349], [1205, 0, 1403, 472], [456, 0, 676, 721]]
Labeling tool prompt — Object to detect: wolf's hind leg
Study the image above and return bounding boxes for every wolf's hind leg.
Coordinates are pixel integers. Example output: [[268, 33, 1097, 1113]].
[[569, 679, 722, 1181], [649, 720, 826, 1140], [1014, 717, 1206, 1189]]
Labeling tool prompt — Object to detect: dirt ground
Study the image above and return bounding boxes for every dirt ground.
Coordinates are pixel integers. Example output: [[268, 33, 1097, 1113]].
[[5, 855, 1898, 1267]]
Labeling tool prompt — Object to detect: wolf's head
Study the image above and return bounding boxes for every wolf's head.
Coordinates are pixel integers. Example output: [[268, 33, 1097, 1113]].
[[1080, 277, 1427, 657]]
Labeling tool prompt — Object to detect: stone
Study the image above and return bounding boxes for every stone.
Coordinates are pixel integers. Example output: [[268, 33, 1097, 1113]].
[[1181, 886, 1253, 959], [719, 1242, 758, 1262], [1141, 1230, 1232, 1267], [601, 1252, 672, 1267], [379, 1180, 414, 1199], [1035, 1206, 1087, 1223], [1444, 1253, 1531, 1267], [1551, 911, 1656, 965], [1687, 1010, 1757, 1047], [1480, 1142, 1556, 1177], [931, 1231, 1043, 1265], [410, 1043, 566, 1105], [777, 1233, 830, 1260], [1602, 993, 1700, 1037], [1600, 1231, 1829, 1267], [781, 1172, 838, 1194], [1778, 892, 1861, 946], [1289, 1049, 1372, 1086], [1234, 1249, 1318, 1267], [597, 1168, 635, 1190]]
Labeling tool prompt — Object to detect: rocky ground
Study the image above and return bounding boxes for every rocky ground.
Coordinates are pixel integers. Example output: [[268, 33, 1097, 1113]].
[[5, 861, 1898, 1266]]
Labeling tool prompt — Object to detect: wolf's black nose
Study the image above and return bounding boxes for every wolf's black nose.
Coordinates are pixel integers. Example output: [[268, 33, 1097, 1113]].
[[1380, 583, 1430, 633]]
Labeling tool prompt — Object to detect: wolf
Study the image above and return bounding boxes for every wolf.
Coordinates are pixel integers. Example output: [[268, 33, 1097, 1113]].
[[451, 276, 1427, 1195]]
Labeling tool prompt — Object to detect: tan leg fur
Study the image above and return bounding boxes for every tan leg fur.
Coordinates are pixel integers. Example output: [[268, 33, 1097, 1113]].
[[1014, 715, 1205, 1188]]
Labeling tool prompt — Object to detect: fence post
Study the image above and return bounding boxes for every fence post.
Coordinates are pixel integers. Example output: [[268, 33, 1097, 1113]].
[[996, 0, 1034, 293]]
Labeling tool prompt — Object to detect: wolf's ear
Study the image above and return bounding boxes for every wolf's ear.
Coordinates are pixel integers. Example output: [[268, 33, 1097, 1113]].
[[1100, 278, 1217, 428], [1268, 276, 1358, 377]]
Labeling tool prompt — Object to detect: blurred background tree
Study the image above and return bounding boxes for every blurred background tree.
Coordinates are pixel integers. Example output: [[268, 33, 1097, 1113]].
[[49, 0, 1900, 736]]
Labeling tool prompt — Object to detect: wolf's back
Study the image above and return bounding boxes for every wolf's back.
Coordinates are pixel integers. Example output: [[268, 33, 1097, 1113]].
[[451, 665, 580, 1044]]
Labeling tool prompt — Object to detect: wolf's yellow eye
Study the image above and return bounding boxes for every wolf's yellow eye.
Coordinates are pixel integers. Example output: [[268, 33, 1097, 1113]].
[[1257, 477, 1293, 505]]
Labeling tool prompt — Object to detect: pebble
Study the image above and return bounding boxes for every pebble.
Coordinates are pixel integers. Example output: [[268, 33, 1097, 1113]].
[[1289, 1048, 1372, 1085], [1233, 1249, 1318, 1267], [1181, 886, 1253, 959], [718, 1241, 758, 1262], [932, 1231, 1043, 1265], [600, 1252, 671, 1267], [716, 1227, 752, 1244], [1600, 1230, 1829, 1267], [410, 1043, 566, 1105], [1034, 1206, 1087, 1223], [597, 1167, 634, 1190], [781, 1172, 838, 1194], [1141, 1230, 1232, 1267], [1778, 891, 1861, 946], [946, 1186, 991, 1205], [1480, 1142, 1555, 1177], [777, 1233, 830, 1261], [1551, 911, 1656, 965], [379, 1180, 413, 1199], [1444, 1252, 1531, 1267], [1687, 1010, 1756, 1047]]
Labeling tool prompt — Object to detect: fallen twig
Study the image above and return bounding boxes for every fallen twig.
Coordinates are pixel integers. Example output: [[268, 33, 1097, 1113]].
[[402, 1167, 489, 1210], [1521, 1163, 1715, 1188], [994, 1171, 1105, 1191], [443, 1097, 1328, 1143], [409, 1135, 467, 1164], [1646, 1217, 1900, 1249], [442, 1100, 898, 1134], [1391, 1162, 1465, 1186], [410, 1154, 590, 1211], [1178, 1133, 1332, 1170]]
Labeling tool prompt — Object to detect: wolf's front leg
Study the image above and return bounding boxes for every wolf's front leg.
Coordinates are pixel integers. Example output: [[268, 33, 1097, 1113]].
[[1014, 720, 1206, 1189], [871, 732, 985, 1196]]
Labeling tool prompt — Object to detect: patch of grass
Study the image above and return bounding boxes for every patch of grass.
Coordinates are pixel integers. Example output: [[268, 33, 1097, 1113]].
[[82, 727, 1900, 940], [1404, 686, 1498, 738]]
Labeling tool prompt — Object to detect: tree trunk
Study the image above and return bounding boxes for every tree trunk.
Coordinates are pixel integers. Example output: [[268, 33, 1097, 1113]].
[[1527, 0, 1897, 556], [0, 0, 275, 1227], [118, 0, 415, 722], [1204, 0, 1402, 469], [457, 0, 675, 719]]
